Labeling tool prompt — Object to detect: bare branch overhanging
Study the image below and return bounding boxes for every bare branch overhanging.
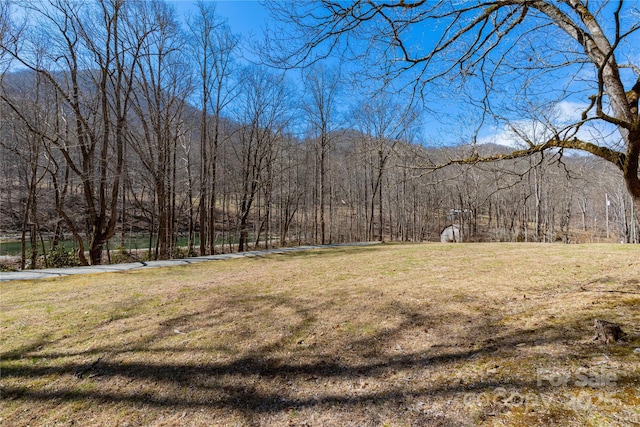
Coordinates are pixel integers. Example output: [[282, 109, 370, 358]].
[[265, 0, 640, 201]]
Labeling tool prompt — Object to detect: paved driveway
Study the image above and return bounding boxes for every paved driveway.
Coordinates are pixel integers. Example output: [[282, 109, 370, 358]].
[[0, 242, 381, 282]]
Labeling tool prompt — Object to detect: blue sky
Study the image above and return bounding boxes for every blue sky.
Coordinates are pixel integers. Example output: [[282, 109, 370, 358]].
[[169, 0, 270, 43]]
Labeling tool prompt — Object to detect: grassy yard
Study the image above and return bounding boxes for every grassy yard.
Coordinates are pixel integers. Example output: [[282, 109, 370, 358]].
[[1, 242, 639, 426]]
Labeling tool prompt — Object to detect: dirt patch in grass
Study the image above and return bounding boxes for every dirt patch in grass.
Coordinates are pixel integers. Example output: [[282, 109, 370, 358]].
[[1, 243, 639, 426]]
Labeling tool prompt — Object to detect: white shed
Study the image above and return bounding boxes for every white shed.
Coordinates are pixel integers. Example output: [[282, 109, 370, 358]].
[[440, 224, 461, 243]]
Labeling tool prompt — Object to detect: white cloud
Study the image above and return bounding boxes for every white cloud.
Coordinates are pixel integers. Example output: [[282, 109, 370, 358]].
[[476, 100, 620, 151], [476, 124, 525, 148], [477, 120, 555, 149], [555, 100, 588, 123]]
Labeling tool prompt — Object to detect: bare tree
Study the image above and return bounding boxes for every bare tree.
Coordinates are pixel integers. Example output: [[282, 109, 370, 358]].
[[0, 71, 51, 268], [232, 66, 294, 252], [302, 65, 342, 244], [187, 2, 239, 255], [353, 94, 419, 241], [129, 0, 191, 260], [0, 0, 20, 76], [272, 133, 306, 245]]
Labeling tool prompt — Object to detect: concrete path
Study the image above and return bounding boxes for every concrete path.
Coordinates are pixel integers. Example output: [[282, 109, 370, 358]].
[[0, 242, 381, 282]]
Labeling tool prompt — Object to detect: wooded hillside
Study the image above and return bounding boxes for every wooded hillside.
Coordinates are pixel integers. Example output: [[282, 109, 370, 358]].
[[1, 1, 637, 269]]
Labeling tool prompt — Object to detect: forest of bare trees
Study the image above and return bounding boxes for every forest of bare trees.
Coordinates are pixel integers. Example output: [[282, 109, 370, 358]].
[[1, 0, 638, 269]]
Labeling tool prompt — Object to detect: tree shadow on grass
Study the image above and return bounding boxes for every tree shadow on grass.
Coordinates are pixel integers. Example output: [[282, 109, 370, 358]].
[[2, 290, 638, 425]]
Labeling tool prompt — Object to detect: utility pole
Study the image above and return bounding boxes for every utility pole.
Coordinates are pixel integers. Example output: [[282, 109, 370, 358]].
[[605, 193, 610, 239], [630, 194, 637, 244]]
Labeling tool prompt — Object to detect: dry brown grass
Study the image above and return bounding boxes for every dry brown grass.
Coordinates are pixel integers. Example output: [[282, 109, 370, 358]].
[[1, 242, 639, 426]]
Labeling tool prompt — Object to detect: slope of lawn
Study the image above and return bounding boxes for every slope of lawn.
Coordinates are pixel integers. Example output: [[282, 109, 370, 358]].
[[1, 242, 639, 426]]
